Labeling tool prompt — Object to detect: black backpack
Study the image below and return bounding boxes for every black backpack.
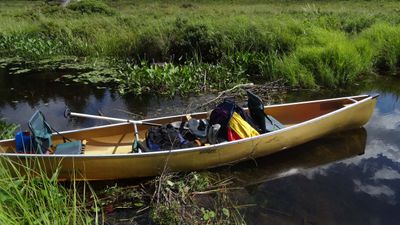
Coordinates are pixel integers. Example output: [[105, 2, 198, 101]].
[[146, 124, 197, 151]]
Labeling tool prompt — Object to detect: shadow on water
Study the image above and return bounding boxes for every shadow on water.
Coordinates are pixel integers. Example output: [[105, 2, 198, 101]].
[[221, 128, 367, 186]]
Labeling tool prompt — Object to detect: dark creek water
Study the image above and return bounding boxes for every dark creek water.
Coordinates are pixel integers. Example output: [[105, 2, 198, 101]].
[[1, 67, 400, 224]]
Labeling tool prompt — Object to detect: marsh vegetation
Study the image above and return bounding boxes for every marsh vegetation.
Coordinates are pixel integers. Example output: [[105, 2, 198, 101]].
[[0, 0, 399, 95]]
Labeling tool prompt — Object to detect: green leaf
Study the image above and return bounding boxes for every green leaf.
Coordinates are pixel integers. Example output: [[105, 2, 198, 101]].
[[222, 208, 230, 218]]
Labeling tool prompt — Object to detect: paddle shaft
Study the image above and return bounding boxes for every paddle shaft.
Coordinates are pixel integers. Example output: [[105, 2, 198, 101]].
[[67, 111, 163, 154], [68, 112, 161, 127]]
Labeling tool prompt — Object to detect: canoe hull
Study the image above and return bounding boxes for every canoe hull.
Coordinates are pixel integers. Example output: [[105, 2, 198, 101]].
[[0, 95, 377, 180]]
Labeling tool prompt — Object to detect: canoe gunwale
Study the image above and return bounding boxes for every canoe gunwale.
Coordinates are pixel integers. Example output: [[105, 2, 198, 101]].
[[0, 94, 374, 158]]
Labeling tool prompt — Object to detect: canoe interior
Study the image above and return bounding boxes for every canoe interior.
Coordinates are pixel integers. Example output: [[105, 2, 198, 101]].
[[0, 95, 370, 155]]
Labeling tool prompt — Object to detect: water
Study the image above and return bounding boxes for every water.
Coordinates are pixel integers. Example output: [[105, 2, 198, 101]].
[[1, 67, 399, 224], [0, 67, 210, 131]]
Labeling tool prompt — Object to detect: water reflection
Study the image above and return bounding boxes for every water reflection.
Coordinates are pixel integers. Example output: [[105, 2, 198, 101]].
[[222, 128, 367, 185], [238, 90, 400, 225]]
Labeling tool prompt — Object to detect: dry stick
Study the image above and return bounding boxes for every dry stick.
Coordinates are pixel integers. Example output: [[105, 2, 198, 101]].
[[191, 83, 255, 111], [154, 150, 174, 204], [114, 108, 145, 119], [97, 110, 114, 124], [191, 187, 244, 195]]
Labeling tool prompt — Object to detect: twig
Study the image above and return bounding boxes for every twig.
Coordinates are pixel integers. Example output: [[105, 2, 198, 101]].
[[136, 206, 150, 214], [114, 108, 145, 119], [192, 83, 254, 110], [191, 187, 244, 195]]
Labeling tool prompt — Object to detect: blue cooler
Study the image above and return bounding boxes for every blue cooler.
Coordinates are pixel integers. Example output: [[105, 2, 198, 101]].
[[15, 131, 33, 153]]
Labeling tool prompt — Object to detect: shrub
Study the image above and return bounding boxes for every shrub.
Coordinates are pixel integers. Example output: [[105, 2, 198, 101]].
[[67, 0, 115, 15], [168, 18, 223, 63]]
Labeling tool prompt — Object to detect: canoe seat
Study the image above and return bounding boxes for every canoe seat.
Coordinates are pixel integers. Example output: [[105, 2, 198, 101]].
[[247, 91, 284, 133], [54, 141, 82, 155], [28, 110, 83, 154]]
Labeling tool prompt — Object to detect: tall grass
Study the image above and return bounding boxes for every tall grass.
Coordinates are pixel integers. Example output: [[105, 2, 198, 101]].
[[0, 158, 96, 225], [0, 120, 95, 224]]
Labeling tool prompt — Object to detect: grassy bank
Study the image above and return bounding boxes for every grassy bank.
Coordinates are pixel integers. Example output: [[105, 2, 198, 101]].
[[1, 0, 400, 95]]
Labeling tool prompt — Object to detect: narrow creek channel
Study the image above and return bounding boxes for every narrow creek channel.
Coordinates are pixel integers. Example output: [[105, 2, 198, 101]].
[[1, 67, 399, 224]]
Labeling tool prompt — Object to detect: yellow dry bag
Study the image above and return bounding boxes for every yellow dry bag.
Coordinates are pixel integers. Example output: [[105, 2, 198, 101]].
[[228, 112, 259, 139]]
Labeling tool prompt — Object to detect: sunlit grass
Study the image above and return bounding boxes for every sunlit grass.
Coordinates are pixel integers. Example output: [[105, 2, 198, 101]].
[[0, 157, 97, 225], [0, 0, 399, 93]]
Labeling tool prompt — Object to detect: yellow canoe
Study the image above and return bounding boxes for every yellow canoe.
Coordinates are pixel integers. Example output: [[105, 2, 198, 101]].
[[0, 94, 377, 180]]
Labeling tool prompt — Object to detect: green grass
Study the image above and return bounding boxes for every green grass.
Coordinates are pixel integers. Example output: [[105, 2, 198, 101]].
[[0, 121, 97, 225], [0, 158, 97, 225], [0, 120, 18, 140], [1, 0, 400, 95]]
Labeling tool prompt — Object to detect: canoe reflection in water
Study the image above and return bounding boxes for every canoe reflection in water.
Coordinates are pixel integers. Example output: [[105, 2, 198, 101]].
[[224, 128, 367, 186]]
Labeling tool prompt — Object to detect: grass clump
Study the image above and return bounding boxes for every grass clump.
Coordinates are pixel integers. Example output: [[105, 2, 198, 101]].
[[67, 0, 115, 16], [287, 42, 363, 87], [359, 23, 400, 75], [0, 120, 97, 224], [0, 159, 96, 225]]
